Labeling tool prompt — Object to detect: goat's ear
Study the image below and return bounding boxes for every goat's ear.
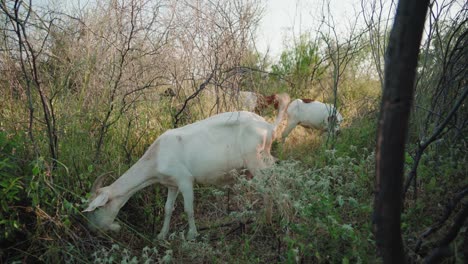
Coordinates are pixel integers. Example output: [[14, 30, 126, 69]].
[[83, 192, 109, 212]]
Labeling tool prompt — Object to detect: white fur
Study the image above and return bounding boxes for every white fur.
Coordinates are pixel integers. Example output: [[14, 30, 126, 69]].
[[84, 94, 290, 240], [282, 99, 343, 141]]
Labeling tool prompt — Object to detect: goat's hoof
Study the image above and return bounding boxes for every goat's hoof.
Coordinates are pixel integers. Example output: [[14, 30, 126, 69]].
[[109, 223, 121, 232], [156, 233, 166, 241], [186, 231, 199, 241]]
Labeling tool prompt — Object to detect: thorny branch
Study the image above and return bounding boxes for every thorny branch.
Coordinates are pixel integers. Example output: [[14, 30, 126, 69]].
[[414, 187, 468, 252], [173, 71, 215, 128]]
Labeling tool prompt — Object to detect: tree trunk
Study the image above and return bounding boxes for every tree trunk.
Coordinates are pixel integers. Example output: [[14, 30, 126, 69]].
[[373, 0, 430, 263]]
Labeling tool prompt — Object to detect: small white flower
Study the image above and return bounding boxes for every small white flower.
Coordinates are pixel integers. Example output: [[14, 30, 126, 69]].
[[162, 250, 173, 264]]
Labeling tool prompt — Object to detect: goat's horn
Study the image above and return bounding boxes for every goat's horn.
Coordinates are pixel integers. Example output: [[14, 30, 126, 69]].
[[90, 172, 113, 194]]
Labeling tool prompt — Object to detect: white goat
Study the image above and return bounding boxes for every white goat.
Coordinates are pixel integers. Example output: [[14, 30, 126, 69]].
[[282, 99, 343, 141], [83, 94, 290, 240]]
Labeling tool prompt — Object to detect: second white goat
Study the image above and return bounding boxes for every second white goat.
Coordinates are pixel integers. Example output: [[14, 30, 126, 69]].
[[282, 99, 343, 141]]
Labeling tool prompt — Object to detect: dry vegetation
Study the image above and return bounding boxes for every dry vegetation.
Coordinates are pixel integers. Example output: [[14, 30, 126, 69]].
[[0, 0, 466, 263]]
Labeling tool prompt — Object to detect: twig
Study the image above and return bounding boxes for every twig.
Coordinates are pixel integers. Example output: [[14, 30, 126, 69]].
[[415, 187, 468, 253], [423, 202, 468, 264], [198, 219, 253, 232], [403, 86, 468, 199], [173, 71, 215, 127]]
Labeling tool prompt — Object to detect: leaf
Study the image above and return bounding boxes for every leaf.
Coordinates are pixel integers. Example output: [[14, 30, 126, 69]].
[[32, 165, 40, 176], [427, 177, 437, 191], [342, 224, 353, 232], [342, 257, 350, 264], [404, 152, 413, 164], [337, 195, 344, 207], [63, 218, 71, 228], [348, 197, 358, 207]]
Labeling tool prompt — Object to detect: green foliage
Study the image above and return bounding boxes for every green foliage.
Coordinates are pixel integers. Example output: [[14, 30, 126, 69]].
[[0, 132, 24, 241], [271, 34, 327, 97], [402, 141, 468, 240], [231, 145, 376, 263], [0, 169, 23, 241]]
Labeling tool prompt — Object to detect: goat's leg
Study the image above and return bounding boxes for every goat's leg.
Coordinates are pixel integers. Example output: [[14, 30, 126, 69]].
[[157, 187, 179, 240], [179, 181, 198, 240], [246, 156, 273, 224], [281, 120, 298, 142]]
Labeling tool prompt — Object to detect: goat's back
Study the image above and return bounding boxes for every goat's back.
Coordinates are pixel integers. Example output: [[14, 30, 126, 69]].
[[287, 99, 342, 129], [154, 111, 274, 184]]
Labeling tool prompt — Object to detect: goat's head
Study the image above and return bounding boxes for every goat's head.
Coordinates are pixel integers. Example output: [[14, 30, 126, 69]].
[[83, 173, 121, 232]]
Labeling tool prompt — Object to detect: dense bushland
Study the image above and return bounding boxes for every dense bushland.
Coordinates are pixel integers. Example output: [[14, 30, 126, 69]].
[[1, 0, 466, 263]]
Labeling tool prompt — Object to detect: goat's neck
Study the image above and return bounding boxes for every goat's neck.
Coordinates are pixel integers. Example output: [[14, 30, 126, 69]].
[[272, 94, 290, 138], [109, 159, 158, 207]]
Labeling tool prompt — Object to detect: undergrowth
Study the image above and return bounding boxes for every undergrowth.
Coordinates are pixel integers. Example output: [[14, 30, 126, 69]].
[[1, 107, 466, 263], [0, 118, 381, 263]]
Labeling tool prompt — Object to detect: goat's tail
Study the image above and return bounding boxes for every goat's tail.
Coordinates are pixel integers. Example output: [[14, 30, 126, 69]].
[[272, 93, 290, 138]]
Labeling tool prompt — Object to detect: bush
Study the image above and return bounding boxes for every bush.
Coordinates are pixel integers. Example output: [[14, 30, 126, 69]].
[[232, 147, 377, 263], [0, 132, 25, 243]]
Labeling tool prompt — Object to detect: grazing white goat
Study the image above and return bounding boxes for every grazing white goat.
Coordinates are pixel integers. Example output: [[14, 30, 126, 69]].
[[83, 94, 290, 240], [281, 99, 343, 141]]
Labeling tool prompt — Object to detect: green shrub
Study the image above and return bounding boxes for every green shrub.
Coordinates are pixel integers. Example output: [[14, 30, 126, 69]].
[[0, 132, 24, 241], [232, 147, 376, 263]]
